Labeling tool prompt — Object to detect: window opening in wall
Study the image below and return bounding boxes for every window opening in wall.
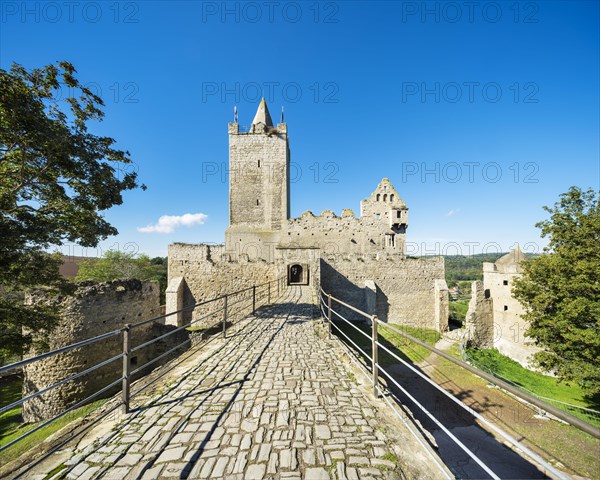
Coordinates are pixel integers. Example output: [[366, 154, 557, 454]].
[[390, 194, 394, 201], [375, 213, 381, 219], [385, 234, 395, 247], [384, 186, 387, 191], [258, 160, 260, 167], [504, 305, 508, 311], [256, 199, 259, 206], [503, 280, 509, 286], [383, 194, 387, 202], [397, 211, 401, 218], [376, 194, 380, 201]]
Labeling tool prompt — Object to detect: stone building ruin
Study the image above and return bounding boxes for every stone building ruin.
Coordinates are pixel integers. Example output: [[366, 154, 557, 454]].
[[22, 280, 186, 422], [466, 246, 541, 367], [167, 99, 448, 331]]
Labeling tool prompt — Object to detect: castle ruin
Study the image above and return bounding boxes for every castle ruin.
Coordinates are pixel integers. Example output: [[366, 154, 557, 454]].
[[482, 246, 540, 366], [167, 99, 448, 330]]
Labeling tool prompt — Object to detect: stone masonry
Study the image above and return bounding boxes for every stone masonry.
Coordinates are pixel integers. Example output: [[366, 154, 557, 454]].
[[464, 280, 494, 349], [483, 246, 541, 367], [22, 280, 186, 422], [167, 100, 448, 332], [48, 287, 405, 480]]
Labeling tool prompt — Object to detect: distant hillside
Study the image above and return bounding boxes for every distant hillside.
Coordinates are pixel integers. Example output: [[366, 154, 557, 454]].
[[443, 252, 539, 287], [444, 253, 506, 286]]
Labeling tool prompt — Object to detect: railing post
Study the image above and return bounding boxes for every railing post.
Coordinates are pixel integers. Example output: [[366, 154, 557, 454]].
[[327, 294, 332, 339], [222, 295, 228, 338], [122, 324, 131, 414], [252, 285, 256, 313], [372, 315, 379, 397]]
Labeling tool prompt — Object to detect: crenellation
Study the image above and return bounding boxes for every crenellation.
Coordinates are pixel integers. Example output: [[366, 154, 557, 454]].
[[168, 99, 448, 331]]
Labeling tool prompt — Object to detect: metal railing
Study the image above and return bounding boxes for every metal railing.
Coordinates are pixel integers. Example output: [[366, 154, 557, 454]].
[[0, 277, 286, 456], [459, 343, 600, 428], [318, 287, 597, 480]]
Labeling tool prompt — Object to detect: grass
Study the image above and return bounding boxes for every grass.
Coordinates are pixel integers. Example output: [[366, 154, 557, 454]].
[[186, 325, 207, 333], [331, 318, 440, 366], [421, 344, 600, 478], [374, 338, 600, 478], [0, 375, 108, 466], [466, 347, 600, 427], [449, 299, 469, 326]]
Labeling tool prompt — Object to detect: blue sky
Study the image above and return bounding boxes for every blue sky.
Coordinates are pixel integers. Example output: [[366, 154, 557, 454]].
[[1, 1, 598, 257]]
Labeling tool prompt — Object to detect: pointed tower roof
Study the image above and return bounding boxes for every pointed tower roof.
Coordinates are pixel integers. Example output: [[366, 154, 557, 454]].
[[495, 245, 527, 272], [251, 98, 274, 127]]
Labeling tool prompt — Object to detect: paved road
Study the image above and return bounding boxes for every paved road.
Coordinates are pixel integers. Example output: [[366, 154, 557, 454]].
[[43, 287, 403, 480]]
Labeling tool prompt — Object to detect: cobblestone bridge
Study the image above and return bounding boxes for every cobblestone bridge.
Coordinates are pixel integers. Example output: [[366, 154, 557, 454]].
[[27, 286, 426, 480]]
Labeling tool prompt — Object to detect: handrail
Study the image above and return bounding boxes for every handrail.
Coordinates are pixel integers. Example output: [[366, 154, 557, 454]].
[[321, 288, 600, 440], [130, 278, 275, 329], [323, 301, 502, 480], [0, 353, 124, 416], [0, 276, 284, 459], [0, 328, 124, 375], [319, 288, 586, 480], [379, 321, 600, 440], [0, 377, 124, 453]]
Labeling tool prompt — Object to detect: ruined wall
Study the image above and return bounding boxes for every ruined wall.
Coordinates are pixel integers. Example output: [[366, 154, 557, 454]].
[[465, 280, 494, 348], [434, 279, 449, 332], [359, 177, 408, 227], [22, 280, 184, 422], [284, 209, 406, 255], [168, 243, 279, 327], [320, 254, 446, 330], [274, 247, 320, 306], [224, 207, 408, 263], [483, 260, 540, 367]]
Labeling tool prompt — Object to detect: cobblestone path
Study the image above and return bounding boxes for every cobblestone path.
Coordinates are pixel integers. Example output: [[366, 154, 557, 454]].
[[59, 287, 403, 480]]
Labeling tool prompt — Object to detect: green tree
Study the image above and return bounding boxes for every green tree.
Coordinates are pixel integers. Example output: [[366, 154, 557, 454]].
[[0, 61, 143, 360], [76, 251, 167, 302], [513, 187, 600, 398]]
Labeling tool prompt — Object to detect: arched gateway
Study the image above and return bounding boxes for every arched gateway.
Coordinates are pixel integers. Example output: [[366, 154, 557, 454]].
[[288, 264, 308, 285]]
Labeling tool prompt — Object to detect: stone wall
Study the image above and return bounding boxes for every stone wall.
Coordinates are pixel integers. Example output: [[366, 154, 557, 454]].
[[434, 279, 449, 332], [22, 280, 186, 422], [465, 280, 494, 348], [320, 254, 446, 330], [283, 208, 406, 256], [227, 122, 289, 230], [168, 243, 279, 328], [483, 251, 540, 367]]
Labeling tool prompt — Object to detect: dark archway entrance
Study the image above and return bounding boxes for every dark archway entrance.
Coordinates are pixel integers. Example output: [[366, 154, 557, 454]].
[[290, 264, 303, 283], [288, 264, 309, 285]]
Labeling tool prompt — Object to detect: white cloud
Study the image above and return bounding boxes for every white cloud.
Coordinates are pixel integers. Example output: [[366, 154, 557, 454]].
[[137, 213, 208, 234], [447, 209, 460, 217]]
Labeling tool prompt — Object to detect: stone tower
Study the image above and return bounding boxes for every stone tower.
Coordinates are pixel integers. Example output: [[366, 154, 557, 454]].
[[483, 246, 539, 367], [226, 99, 290, 239]]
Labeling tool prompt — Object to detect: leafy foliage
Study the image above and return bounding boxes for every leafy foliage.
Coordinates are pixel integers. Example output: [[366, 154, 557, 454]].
[[0, 61, 143, 360], [513, 187, 600, 398], [76, 252, 167, 302]]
